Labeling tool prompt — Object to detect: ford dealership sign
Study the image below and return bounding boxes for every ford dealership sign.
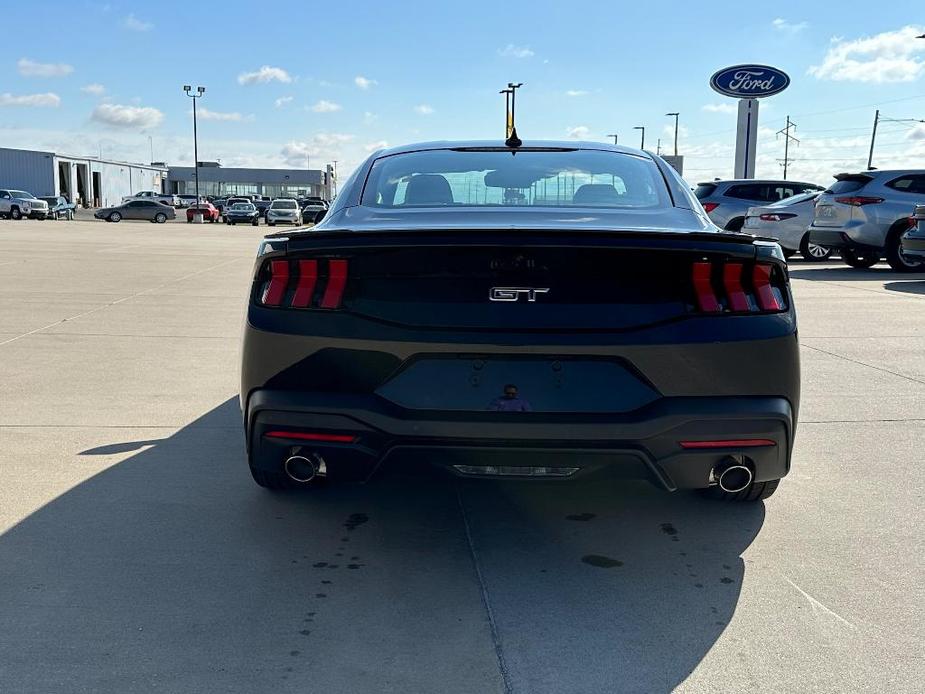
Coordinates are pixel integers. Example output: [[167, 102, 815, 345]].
[[710, 65, 790, 99]]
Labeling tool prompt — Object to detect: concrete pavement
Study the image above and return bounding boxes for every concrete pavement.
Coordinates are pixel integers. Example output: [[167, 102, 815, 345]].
[[0, 220, 922, 693]]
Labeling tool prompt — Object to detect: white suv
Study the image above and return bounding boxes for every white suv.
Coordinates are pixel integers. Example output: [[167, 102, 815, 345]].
[[0, 189, 49, 220], [266, 198, 303, 226]]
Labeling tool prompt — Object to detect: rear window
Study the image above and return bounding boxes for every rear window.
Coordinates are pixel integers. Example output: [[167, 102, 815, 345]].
[[826, 177, 869, 194], [694, 184, 717, 199], [767, 192, 818, 208], [271, 200, 298, 209], [362, 148, 669, 209]]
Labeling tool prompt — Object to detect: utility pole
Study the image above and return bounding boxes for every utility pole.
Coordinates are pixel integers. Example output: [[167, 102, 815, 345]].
[[183, 85, 206, 217], [867, 109, 879, 171], [776, 116, 799, 180], [148, 136, 154, 164], [633, 126, 645, 150], [606, 133, 618, 145], [665, 112, 680, 156], [332, 160, 338, 198], [656, 138, 662, 156]]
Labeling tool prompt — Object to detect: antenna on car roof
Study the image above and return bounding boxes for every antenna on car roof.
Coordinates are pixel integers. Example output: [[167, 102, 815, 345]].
[[501, 82, 523, 149], [505, 126, 522, 149]]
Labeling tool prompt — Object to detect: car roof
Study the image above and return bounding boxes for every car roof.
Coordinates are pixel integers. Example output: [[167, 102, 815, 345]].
[[368, 139, 654, 159], [697, 179, 819, 186]]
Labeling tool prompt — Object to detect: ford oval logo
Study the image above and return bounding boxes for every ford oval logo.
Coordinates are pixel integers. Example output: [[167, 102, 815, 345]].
[[709, 64, 790, 99]]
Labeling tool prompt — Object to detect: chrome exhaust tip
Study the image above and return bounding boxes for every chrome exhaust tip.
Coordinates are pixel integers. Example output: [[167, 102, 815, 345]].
[[715, 461, 753, 494], [284, 454, 319, 483]]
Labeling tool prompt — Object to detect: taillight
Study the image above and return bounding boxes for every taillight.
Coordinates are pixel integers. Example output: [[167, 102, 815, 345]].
[[257, 257, 349, 309], [758, 213, 797, 222], [702, 202, 719, 214], [835, 196, 883, 206], [690, 260, 786, 314]]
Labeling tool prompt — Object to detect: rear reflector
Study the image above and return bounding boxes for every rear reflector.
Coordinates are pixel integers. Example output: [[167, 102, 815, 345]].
[[261, 260, 289, 307], [264, 430, 357, 443], [680, 439, 776, 449], [452, 464, 579, 477], [320, 259, 348, 309]]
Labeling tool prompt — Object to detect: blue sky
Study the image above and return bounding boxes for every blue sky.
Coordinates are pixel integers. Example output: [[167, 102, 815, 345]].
[[2, 1, 924, 185]]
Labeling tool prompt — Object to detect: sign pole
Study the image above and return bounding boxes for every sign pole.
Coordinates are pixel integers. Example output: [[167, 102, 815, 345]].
[[733, 98, 758, 179]]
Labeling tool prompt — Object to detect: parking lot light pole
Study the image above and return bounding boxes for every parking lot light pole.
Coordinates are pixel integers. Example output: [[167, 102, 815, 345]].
[[183, 85, 205, 222], [634, 126, 645, 150], [665, 112, 679, 156], [607, 134, 618, 145]]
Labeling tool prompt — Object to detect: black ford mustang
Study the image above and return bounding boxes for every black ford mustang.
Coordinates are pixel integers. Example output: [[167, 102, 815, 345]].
[[240, 141, 799, 502]]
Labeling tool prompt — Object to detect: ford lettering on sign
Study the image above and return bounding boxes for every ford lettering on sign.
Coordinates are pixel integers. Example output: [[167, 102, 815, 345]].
[[710, 65, 790, 99]]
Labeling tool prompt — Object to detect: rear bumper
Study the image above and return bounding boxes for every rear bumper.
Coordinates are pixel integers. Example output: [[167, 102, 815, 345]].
[[808, 224, 885, 251], [245, 389, 794, 490], [901, 233, 925, 257]]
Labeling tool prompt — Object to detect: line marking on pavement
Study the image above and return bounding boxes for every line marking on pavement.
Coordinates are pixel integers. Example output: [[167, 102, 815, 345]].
[[801, 343, 925, 387], [783, 576, 856, 630], [456, 485, 514, 694], [0, 256, 246, 348]]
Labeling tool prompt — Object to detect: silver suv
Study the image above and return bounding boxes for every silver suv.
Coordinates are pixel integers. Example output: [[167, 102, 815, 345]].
[[808, 170, 925, 272], [695, 179, 823, 230]]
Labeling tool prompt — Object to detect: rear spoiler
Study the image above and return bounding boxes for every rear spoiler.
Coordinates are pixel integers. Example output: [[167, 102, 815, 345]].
[[833, 172, 874, 182]]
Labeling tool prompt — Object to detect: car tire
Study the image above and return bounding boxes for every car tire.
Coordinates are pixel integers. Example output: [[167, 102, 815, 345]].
[[109, 212, 122, 223], [841, 248, 879, 269], [885, 220, 925, 273], [155, 213, 167, 224], [799, 234, 832, 262], [724, 217, 745, 232], [10, 207, 22, 220], [700, 478, 780, 502]]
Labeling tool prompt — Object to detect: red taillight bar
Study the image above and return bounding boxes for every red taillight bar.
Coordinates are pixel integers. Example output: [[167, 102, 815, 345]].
[[291, 259, 318, 308], [264, 430, 357, 443], [722, 263, 750, 312], [320, 259, 348, 309], [702, 202, 719, 214], [679, 439, 776, 449], [834, 196, 883, 206], [261, 259, 289, 306], [752, 264, 782, 311], [692, 262, 721, 312]]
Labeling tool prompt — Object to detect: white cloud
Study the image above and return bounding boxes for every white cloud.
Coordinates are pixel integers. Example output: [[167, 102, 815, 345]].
[[17, 58, 74, 78], [310, 100, 342, 113], [280, 133, 355, 166], [80, 83, 105, 96], [566, 126, 590, 139], [772, 18, 808, 33], [122, 13, 152, 31], [364, 111, 378, 124], [274, 96, 293, 108], [565, 90, 589, 97], [414, 104, 434, 115], [809, 25, 925, 83], [0, 92, 61, 107], [237, 65, 292, 85], [354, 75, 377, 90], [909, 124, 925, 141], [498, 44, 534, 59], [702, 103, 737, 114], [196, 107, 252, 122], [365, 140, 389, 152], [91, 103, 163, 129]]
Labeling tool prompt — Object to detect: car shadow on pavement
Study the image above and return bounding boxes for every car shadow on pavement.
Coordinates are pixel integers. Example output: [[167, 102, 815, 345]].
[[789, 266, 925, 282], [0, 398, 763, 694], [883, 280, 925, 296]]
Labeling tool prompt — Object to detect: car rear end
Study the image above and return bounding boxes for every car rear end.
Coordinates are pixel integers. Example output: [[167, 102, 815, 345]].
[[901, 204, 925, 258], [809, 173, 886, 250], [743, 193, 818, 254], [693, 182, 733, 228]]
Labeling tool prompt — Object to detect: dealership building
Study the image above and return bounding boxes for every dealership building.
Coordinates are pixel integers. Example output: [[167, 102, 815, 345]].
[[0, 147, 334, 207]]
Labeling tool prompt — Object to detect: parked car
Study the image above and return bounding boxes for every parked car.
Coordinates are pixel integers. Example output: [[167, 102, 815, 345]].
[[743, 193, 831, 261], [224, 202, 260, 226], [253, 196, 272, 217], [808, 170, 925, 272], [186, 202, 220, 223], [219, 197, 251, 219], [39, 195, 77, 220], [266, 198, 302, 226], [0, 189, 50, 219], [695, 179, 823, 231], [94, 200, 176, 223], [241, 140, 799, 504], [301, 202, 328, 224], [900, 204, 925, 260], [121, 190, 181, 207]]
